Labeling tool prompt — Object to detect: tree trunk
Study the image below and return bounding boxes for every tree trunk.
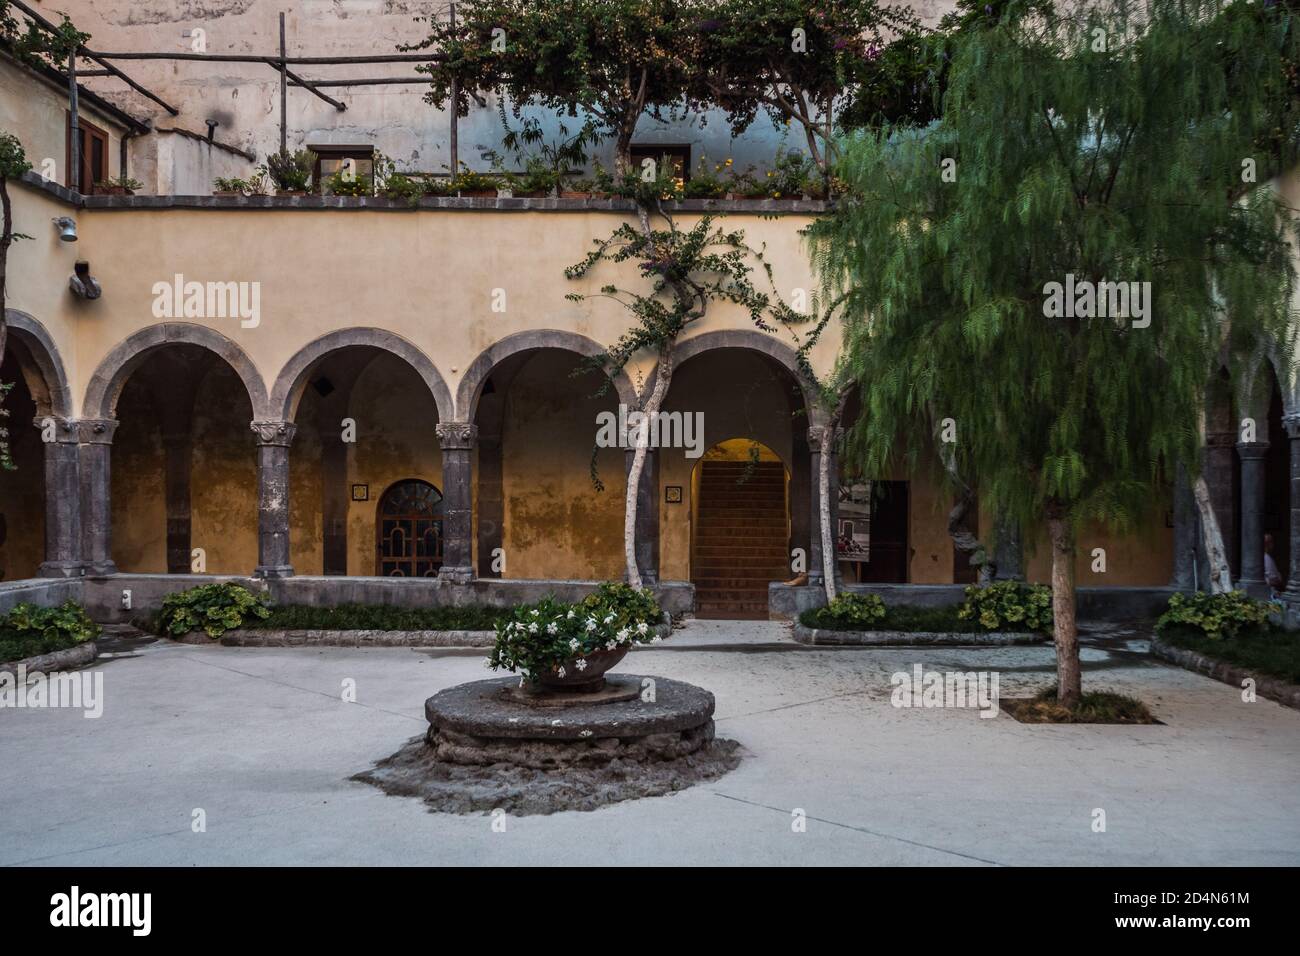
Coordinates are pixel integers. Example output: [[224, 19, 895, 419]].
[[818, 422, 837, 601], [1046, 509, 1082, 708], [625, 342, 674, 589], [1192, 474, 1233, 593]]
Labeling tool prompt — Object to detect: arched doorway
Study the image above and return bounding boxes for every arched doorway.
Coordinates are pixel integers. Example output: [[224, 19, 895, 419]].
[[691, 439, 789, 619], [375, 479, 444, 577]]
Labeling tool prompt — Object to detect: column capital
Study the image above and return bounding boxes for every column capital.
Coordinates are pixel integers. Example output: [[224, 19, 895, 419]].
[[436, 421, 477, 451], [1283, 413, 1300, 440], [31, 415, 80, 444], [77, 418, 118, 445], [1236, 440, 1271, 460], [250, 420, 297, 447]]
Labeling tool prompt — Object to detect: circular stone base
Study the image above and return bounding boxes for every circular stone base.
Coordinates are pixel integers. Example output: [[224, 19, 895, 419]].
[[352, 674, 741, 815], [499, 675, 642, 708]]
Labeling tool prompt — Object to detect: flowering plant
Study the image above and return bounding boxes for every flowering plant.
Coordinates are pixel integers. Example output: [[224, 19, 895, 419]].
[[488, 583, 663, 682]]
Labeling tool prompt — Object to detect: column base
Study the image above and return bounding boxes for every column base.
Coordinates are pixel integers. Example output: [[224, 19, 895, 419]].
[[83, 561, 118, 577], [38, 561, 84, 579], [1238, 578, 1270, 600], [255, 565, 295, 579], [438, 566, 474, 584]]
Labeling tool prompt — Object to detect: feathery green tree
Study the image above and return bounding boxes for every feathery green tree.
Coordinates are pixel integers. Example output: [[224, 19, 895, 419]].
[[808, 0, 1300, 706]]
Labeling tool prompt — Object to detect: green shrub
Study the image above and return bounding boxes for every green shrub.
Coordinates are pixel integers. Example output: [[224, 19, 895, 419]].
[[158, 583, 270, 638], [822, 593, 887, 629], [956, 581, 1053, 633], [488, 584, 663, 682], [259, 603, 509, 631], [1156, 590, 1276, 640], [261, 149, 315, 192], [0, 601, 100, 663]]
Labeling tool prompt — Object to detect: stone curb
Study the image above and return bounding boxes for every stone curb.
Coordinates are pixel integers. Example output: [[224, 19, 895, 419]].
[[0, 641, 99, 677], [791, 622, 1042, 646], [1149, 635, 1300, 710], [216, 629, 496, 648]]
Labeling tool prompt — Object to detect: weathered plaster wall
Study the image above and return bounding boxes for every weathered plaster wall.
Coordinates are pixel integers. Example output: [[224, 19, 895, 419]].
[[499, 351, 626, 580], [342, 353, 442, 575], [1, 54, 124, 188], [1023, 516, 1175, 587]]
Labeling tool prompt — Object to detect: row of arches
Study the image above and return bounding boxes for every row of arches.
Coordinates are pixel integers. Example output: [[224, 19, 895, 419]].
[[2, 313, 826, 601]]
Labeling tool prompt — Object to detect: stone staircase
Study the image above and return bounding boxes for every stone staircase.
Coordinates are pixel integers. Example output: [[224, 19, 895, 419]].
[[693, 459, 788, 619]]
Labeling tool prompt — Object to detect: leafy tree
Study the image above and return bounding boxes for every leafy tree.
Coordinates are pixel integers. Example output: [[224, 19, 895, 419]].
[[808, 0, 1300, 706], [695, 0, 923, 172], [407, 0, 701, 174]]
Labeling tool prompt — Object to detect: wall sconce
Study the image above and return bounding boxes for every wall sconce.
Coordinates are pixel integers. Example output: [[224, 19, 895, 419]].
[[69, 261, 101, 299], [52, 216, 77, 242]]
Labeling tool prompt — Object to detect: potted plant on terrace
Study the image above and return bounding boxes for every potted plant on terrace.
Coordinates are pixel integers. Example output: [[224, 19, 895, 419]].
[[93, 175, 143, 196], [261, 148, 316, 196], [449, 166, 501, 198], [488, 583, 663, 690]]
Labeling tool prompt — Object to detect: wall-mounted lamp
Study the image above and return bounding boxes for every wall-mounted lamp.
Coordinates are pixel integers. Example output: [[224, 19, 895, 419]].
[[52, 217, 77, 242], [69, 261, 101, 299]]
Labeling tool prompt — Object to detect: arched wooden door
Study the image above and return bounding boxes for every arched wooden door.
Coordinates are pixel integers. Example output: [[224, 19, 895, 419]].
[[375, 479, 444, 576]]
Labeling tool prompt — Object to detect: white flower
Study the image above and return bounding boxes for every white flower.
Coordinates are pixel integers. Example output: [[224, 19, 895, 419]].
[[547, 622, 558, 635], [556, 666, 566, 678], [528, 622, 539, 633], [636, 622, 649, 635], [575, 658, 588, 671], [585, 618, 597, 631], [603, 614, 614, 624], [652, 636, 662, 643], [605, 642, 616, 651], [617, 627, 630, 641], [568, 638, 580, 651], [530, 609, 539, 617], [567, 609, 576, 619]]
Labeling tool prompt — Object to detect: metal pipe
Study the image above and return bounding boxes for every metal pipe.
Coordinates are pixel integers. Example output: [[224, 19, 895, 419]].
[[83, 51, 445, 65], [279, 12, 287, 155], [68, 48, 80, 191]]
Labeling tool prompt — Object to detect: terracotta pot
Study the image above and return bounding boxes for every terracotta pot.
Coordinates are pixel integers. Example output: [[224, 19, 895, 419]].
[[460, 189, 497, 198], [560, 190, 594, 199], [213, 190, 242, 198], [278, 189, 308, 197], [100, 185, 133, 196], [533, 645, 629, 690], [513, 190, 549, 198]]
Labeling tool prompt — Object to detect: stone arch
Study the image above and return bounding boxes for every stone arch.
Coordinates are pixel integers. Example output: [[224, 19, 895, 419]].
[[270, 328, 453, 424], [455, 329, 639, 421], [83, 323, 269, 420], [656, 329, 824, 426], [3, 310, 72, 418]]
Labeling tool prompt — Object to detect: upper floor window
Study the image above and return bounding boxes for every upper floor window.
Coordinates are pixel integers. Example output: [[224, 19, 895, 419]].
[[312, 145, 375, 195], [66, 113, 108, 194]]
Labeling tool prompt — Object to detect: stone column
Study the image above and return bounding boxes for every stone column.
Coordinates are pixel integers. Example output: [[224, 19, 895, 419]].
[[1170, 463, 1197, 590], [477, 433, 504, 577], [35, 416, 82, 578], [436, 422, 475, 583], [625, 448, 659, 586], [251, 421, 296, 578], [1284, 416, 1300, 604], [1237, 439, 1270, 597], [78, 418, 118, 576], [789, 431, 811, 579], [162, 429, 192, 574]]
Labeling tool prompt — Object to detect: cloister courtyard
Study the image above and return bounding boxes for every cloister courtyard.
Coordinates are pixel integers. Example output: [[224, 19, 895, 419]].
[[3, 619, 1296, 867]]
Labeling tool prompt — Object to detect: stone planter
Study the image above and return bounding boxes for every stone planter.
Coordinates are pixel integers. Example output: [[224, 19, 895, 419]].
[[533, 645, 629, 690], [0, 641, 98, 677], [792, 621, 1042, 646]]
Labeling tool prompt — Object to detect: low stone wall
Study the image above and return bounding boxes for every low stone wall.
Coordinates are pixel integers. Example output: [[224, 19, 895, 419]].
[[218, 629, 494, 648], [0, 578, 84, 616], [792, 622, 1041, 646], [770, 583, 1179, 623], [81, 574, 695, 622], [1150, 635, 1300, 710], [0, 641, 98, 677]]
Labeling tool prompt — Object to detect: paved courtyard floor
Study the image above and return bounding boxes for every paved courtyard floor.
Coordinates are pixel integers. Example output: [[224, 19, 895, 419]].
[[2, 620, 1297, 866]]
